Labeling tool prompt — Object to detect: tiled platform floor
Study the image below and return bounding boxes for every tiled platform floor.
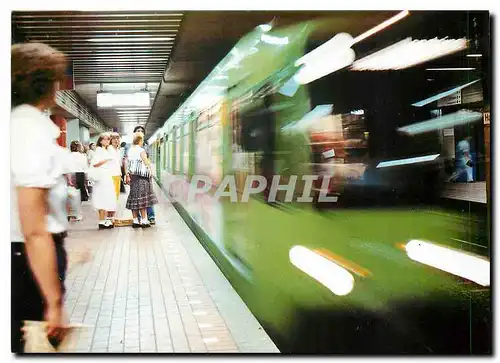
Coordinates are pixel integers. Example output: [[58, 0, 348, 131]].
[[63, 184, 279, 353]]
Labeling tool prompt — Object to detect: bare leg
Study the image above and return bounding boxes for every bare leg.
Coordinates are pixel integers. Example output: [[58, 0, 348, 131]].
[[98, 209, 106, 222]]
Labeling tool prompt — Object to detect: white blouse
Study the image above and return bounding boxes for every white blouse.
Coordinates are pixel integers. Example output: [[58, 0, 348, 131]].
[[11, 104, 69, 242], [70, 152, 88, 173], [91, 147, 113, 177], [127, 145, 145, 162], [107, 146, 122, 177]]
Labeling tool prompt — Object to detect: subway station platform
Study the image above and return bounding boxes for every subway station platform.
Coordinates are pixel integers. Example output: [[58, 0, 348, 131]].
[[63, 184, 279, 353]]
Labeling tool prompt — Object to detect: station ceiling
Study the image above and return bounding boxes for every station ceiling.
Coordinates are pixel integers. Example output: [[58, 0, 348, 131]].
[[11, 10, 394, 137], [11, 11, 488, 138]]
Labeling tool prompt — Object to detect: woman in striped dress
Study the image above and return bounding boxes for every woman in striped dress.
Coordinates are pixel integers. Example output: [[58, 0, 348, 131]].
[[125, 132, 158, 228]]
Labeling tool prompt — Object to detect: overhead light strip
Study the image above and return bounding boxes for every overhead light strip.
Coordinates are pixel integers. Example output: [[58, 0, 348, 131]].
[[376, 154, 440, 168], [352, 10, 410, 44], [412, 79, 481, 107], [291, 11, 410, 85], [352, 37, 468, 71], [97, 92, 151, 108], [426, 67, 476, 71], [398, 109, 483, 135], [86, 37, 174, 42], [17, 24, 180, 29], [22, 29, 180, 34]]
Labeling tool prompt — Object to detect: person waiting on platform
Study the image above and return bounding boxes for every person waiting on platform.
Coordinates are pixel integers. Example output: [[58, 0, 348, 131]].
[[91, 133, 117, 229], [451, 136, 474, 183], [120, 141, 127, 194], [11, 42, 69, 353], [69, 140, 89, 203], [109, 132, 123, 200], [132, 125, 156, 225], [125, 132, 158, 228]]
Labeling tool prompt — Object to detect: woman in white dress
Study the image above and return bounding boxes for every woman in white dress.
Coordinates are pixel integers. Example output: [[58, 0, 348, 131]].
[[91, 133, 116, 229]]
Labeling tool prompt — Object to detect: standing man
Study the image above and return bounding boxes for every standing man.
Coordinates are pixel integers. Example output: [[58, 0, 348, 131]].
[[129, 125, 156, 224]]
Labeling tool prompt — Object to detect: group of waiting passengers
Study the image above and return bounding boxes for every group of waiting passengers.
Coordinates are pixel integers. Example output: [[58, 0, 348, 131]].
[[11, 42, 158, 352]]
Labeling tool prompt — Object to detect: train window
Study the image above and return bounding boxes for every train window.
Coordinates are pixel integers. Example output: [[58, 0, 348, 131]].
[[162, 135, 167, 170], [176, 127, 182, 173], [195, 103, 223, 185], [183, 123, 190, 175], [169, 131, 174, 172]]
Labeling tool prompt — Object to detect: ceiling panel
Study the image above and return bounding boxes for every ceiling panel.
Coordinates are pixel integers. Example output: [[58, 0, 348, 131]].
[[12, 11, 184, 134]]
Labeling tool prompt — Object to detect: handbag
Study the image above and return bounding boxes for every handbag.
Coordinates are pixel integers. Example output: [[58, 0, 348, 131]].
[[67, 186, 81, 217], [128, 159, 151, 178]]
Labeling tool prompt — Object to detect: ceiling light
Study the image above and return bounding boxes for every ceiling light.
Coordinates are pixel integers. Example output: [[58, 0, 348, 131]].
[[425, 67, 476, 71], [412, 79, 481, 107], [376, 154, 440, 168], [87, 37, 173, 42], [97, 92, 150, 108], [466, 53, 482, 57], [289, 246, 354, 296], [352, 37, 468, 71], [296, 33, 354, 68], [405, 240, 489, 286], [294, 47, 355, 84], [352, 10, 410, 44]]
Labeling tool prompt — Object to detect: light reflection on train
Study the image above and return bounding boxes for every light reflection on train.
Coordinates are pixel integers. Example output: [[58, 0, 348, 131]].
[[148, 10, 490, 354]]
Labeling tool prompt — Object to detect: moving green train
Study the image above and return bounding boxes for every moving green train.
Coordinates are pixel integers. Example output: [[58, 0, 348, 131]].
[[148, 11, 491, 353]]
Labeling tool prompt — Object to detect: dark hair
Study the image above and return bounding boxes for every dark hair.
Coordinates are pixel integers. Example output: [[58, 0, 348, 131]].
[[120, 142, 126, 148], [133, 125, 145, 133], [70, 140, 80, 152], [11, 42, 67, 107]]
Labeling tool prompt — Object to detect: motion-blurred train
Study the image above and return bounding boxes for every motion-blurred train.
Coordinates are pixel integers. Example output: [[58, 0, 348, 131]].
[[148, 11, 491, 354]]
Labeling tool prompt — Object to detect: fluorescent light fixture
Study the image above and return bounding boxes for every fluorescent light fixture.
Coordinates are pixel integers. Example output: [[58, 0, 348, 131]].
[[87, 37, 173, 42], [261, 34, 289, 45], [289, 246, 354, 296], [398, 109, 482, 135], [405, 240, 490, 286], [258, 24, 272, 32], [97, 92, 150, 108], [376, 154, 440, 168], [352, 10, 410, 44], [466, 53, 482, 57], [294, 47, 355, 84], [426, 67, 475, 71], [350, 109, 365, 115], [352, 37, 468, 71], [296, 33, 354, 68], [412, 79, 481, 107]]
